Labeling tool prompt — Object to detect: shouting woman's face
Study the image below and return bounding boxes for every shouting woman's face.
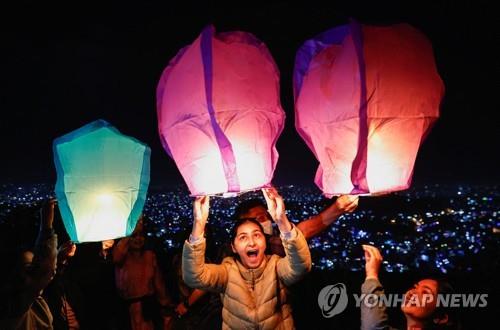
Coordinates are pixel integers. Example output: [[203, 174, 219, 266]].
[[232, 221, 266, 269]]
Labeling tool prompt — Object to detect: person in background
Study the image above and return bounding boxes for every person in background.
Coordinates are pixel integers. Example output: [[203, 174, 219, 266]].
[[170, 252, 212, 330], [114, 217, 174, 330], [169, 223, 221, 330], [361, 244, 461, 330], [44, 240, 85, 330], [0, 198, 58, 329]]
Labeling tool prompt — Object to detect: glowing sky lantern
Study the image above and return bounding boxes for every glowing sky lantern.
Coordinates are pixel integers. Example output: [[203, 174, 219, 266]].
[[53, 120, 150, 242], [157, 25, 285, 196], [294, 21, 444, 196]]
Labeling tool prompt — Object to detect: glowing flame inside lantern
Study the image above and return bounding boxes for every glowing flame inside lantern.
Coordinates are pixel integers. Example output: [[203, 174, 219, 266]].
[[64, 191, 130, 242], [232, 137, 269, 193], [189, 150, 227, 196], [96, 193, 114, 204], [188, 142, 269, 196], [365, 119, 425, 194], [91, 192, 127, 231]]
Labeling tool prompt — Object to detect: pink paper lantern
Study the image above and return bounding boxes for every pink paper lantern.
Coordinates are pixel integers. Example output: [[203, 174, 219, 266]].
[[294, 22, 444, 196], [157, 26, 285, 196]]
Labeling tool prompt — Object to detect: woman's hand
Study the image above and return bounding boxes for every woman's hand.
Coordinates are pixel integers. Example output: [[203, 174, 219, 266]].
[[262, 188, 291, 233], [192, 196, 209, 239], [362, 244, 383, 280]]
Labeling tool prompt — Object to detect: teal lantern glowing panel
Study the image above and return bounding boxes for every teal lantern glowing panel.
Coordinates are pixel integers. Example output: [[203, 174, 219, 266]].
[[53, 120, 150, 243]]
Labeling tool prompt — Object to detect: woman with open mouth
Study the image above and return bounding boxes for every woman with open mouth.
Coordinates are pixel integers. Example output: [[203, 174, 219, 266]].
[[360, 245, 461, 330], [182, 187, 312, 329]]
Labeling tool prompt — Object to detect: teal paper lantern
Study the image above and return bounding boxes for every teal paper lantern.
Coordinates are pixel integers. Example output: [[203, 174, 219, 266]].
[[53, 120, 150, 243]]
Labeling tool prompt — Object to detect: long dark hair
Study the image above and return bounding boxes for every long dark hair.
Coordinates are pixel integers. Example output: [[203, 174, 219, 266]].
[[404, 277, 462, 330], [229, 218, 267, 264], [428, 279, 462, 330]]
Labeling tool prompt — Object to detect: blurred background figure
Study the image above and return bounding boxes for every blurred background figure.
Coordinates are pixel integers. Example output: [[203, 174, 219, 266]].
[[44, 240, 86, 330], [170, 253, 211, 330], [0, 199, 58, 329], [361, 244, 461, 330], [168, 225, 220, 330], [114, 217, 174, 330], [55, 236, 121, 330]]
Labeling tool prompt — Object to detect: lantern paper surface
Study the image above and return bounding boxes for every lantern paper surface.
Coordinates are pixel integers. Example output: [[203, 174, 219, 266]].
[[294, 22, 444, 196], [157, 25, 285, 196], [53, 120, 150, 243]]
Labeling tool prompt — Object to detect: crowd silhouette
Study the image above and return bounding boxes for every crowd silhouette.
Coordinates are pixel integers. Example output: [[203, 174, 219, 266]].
[[0, 186, 495, 329]]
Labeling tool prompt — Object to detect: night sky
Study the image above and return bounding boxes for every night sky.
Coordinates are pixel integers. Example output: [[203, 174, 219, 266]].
[[1, 1, 498, 188]]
